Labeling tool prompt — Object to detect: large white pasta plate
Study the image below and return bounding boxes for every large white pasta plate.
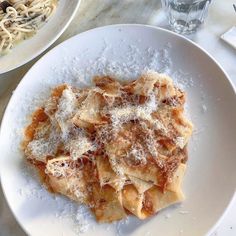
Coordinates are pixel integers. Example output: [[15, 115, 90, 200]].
[[0, 25, 236, 236]]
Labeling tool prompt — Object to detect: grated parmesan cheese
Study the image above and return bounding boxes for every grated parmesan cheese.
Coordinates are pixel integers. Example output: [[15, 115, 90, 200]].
[[175, 136, 185, 149], [65, 134, 94, 161], [27, 138, 57, 161], [55, 87, 78, 138], [129, 145, 147, 165], [26, 122, 61, 162], [110, 93, 158, 129], [109, 155, 125, 177], [201, 104, 207, 113], [74, 205, 94, 234]]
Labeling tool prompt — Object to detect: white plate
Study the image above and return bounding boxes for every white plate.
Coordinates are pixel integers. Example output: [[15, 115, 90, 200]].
[[0, 0, 81, 74], [1, 25, 236, 236]]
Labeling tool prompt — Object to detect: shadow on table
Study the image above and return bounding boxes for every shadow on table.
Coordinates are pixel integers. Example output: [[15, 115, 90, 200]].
[[0, 184, 26, 236]]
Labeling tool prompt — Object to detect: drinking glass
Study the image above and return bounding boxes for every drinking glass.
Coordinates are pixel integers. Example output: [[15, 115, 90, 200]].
[[161, 0, 212, 34]]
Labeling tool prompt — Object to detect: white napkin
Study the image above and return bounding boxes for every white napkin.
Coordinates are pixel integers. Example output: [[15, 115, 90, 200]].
[[221, 26, 236, 49]]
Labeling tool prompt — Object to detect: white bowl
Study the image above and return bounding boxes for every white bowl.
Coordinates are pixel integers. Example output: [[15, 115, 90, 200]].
[[0, 25, 236, 236], [0, 0, 81, 74]]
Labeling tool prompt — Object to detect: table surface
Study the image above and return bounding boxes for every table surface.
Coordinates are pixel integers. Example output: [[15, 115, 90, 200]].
[[0, 0, 235, 235]]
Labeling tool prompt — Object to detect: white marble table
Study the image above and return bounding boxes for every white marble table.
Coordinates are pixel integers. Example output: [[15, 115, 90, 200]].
[[0, 0, 235, 235]]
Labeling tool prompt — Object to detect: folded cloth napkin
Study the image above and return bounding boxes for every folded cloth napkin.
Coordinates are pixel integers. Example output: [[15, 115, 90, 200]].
[[221, 26, 236, 49]]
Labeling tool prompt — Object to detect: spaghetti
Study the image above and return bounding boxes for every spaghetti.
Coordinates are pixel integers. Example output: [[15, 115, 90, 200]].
[[0, 0, 57, 54]]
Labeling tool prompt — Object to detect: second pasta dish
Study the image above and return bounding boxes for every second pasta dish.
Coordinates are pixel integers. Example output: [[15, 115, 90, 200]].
[[0, 0, 57, 54]]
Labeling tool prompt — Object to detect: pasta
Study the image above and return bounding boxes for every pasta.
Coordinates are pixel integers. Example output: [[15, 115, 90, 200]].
[[22, 71, 193, 223], [0, 0, 57, 54]]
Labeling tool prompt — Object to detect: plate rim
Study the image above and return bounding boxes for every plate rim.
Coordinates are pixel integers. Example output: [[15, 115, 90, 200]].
[[0, 0, 81, 75], [0, 23, 235, 236]]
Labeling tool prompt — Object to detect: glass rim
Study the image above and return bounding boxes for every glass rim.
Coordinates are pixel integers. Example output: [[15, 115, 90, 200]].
[[162, 0, 211, 3]]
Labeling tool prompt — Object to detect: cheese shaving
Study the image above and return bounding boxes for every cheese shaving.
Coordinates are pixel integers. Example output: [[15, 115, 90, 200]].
[[110, 93, 158, 130], [65, 134, 94, 160], [55, 87, 78, 138]]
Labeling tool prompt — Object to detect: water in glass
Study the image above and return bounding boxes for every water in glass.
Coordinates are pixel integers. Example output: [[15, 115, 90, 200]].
[[162, 0, 211, 34]]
